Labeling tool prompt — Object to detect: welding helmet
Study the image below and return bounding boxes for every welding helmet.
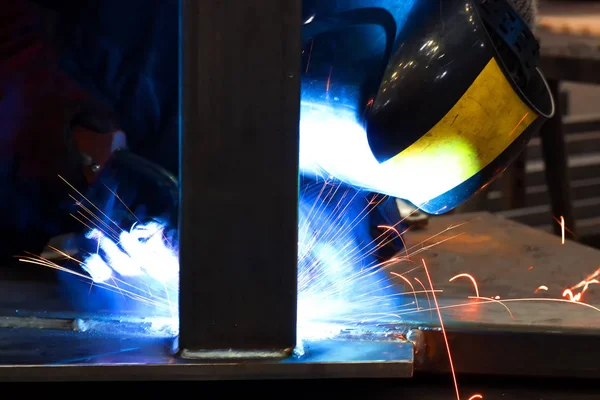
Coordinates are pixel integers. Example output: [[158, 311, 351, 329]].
[[299, 0, 554, 214]]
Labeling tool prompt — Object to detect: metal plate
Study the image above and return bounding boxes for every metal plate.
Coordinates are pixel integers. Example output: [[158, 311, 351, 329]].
[[387, 212, 600, 378], [398, 212, 600, 303], [400, 298, 600, 378], [0, 264, 415, 381], [0, 323, 413, 381]]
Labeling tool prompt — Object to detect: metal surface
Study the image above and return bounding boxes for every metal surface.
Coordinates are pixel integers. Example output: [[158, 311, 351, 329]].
[[178, 0, 301, 354], [402, 299, 600, 378], [2, 296, 600, 380], [0, 265, 415, 381], [0, 320, 413, 381], [388, 212, 600, 377], [400, 212, 600, 302]]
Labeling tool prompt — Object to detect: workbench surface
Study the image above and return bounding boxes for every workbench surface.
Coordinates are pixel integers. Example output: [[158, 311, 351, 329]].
[[402, 211, 600, 303]]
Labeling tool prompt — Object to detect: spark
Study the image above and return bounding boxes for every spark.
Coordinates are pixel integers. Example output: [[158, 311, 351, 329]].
[[571, 270, 600, 292], [305, 40, 314, 73], [508, 112, 529, 136], [43, 176, 450, 345], [468, 296, 514, 318], [402, 297, 600, 316], [562, 289, 581, 302], [563, 279, 598, 303], [293, 179, 470, 351], [33, 174, 475, 398], [571, 268, 600, 292], [20, 177, 179, 332], [553, 215, 575, 240], [295, 178, 465, 337], [20, 251, 176, 315], [422, 259, 461, 400], [390, 272, 419, 309], [378, 224, 410, 259], [468, 395, 483, 400], [414, 277, 432, 314], [58, 175, 121, 232], [448, 272, 514, 317], [582, 279, 599, 293], [560, 215, 565, 244], [449, 273, 480, 297], [303, 14, 315, 25], [534, 285, 548, 294], [39, 175, 471, 345]]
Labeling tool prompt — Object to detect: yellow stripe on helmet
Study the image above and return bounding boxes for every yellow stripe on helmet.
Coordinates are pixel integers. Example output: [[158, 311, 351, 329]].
[[381, 57, 539, 207]]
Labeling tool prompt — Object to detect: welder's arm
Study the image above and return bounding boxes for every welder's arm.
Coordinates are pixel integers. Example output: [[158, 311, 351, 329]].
[[0, 0, 121, 260]]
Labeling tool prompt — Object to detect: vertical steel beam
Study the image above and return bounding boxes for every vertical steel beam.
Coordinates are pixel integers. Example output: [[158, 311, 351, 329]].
[[178, 0, 301, 357]]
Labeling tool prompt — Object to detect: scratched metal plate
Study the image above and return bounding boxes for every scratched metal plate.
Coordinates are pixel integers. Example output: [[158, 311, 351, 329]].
[[392, 212, 600, 378]]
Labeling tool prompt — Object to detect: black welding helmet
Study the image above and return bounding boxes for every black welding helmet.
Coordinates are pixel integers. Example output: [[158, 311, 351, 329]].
[[299, 0, 554, 214]]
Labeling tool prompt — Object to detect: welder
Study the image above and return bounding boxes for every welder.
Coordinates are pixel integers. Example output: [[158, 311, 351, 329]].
[[0, 0, 549, 265]]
